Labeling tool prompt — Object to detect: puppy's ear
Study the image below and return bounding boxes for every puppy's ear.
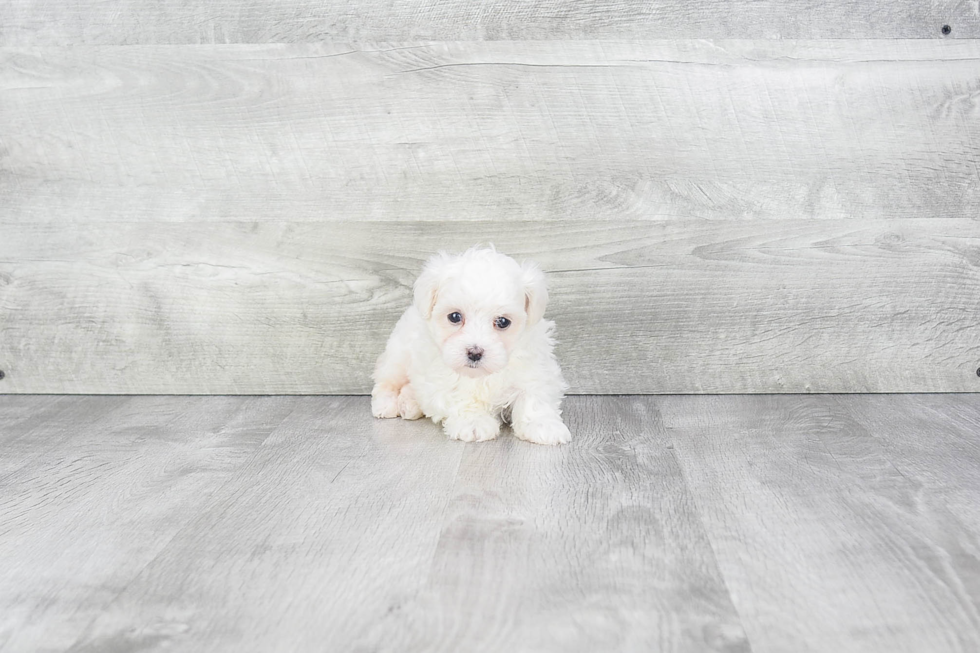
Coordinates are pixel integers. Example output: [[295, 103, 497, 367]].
[[521, 260, 549, 326], [413, 252, 451, 320]]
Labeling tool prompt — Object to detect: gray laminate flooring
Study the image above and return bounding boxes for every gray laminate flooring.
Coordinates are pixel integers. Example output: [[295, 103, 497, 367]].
[[1, 394, 978, 652]]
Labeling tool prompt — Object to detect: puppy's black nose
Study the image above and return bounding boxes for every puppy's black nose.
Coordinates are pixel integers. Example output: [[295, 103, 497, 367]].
[[467, 347, 484, 362]]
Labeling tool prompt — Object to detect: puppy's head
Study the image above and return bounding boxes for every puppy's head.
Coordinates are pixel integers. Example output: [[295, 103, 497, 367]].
[[413, 246, 548, 378]]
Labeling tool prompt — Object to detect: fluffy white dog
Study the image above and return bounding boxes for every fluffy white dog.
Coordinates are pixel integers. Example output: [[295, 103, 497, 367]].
[[371, 246, 571, 445]]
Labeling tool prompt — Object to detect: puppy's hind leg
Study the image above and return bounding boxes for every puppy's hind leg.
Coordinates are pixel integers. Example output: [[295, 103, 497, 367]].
[[397, 384, 423, 420], [371, 337, 410, 419]]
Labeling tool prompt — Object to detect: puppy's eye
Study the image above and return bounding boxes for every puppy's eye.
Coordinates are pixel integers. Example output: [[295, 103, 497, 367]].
[[494, 316, 511, 330], [448, 312, 463, 324]]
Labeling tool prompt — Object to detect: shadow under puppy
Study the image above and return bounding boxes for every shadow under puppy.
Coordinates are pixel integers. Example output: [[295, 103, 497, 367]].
[[371, 246, 570, 445]]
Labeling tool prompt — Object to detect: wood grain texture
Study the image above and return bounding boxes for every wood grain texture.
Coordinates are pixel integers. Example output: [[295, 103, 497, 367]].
[[354, 396, 748, 652], [0, 396, 298, 652], [3, 41, 979, 223], [2, 219, 978, 394], [67, 397, 468, 652], [836, 394, 980, 570], [1, 0, 978, 44], [4, 394, 980, 651], [0, 397, 132, 481], [660, 394, 980, 653], [2, 395, 749, 653], [0, 394, 64, 444]]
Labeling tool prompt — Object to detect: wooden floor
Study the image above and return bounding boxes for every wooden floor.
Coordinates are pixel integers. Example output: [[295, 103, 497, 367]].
[[1, 395, 979, 652]]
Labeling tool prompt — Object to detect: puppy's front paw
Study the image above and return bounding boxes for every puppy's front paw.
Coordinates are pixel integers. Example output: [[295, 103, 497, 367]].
[[515, 418, 571, 446], [371, 390, 400, 419], [444, 414, 500, 443]]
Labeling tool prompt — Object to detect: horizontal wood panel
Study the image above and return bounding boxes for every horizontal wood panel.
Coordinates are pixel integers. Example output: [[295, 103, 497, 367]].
[[1, 1, 977, 44], [1, 220, 978, 394], [3, 41, 979, 223]]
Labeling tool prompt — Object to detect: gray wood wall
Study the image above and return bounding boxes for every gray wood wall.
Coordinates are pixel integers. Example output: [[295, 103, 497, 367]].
[[1, 3, 979, 394]]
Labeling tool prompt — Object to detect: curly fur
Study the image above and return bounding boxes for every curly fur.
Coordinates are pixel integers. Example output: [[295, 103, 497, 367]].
[[371, 246, 570, 445]]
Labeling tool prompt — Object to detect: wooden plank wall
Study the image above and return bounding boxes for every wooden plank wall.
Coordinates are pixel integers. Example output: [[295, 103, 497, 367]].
[[1, 4, 979, 394]]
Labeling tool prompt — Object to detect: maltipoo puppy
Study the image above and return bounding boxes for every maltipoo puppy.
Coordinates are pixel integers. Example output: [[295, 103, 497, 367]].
[[371, 246, 570, 445]]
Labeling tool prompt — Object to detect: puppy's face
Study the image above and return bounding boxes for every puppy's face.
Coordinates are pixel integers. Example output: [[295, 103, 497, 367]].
[[414, 248, 548, 378]]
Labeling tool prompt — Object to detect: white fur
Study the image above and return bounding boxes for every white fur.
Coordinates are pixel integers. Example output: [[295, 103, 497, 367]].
[[371, 246, 570, 445]]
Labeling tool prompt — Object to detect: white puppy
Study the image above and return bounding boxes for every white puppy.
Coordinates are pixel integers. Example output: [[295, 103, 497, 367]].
[[371, 246, 570, 445]]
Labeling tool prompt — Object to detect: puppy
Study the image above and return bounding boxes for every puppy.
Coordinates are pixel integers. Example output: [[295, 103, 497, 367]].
[[371, 246, 570, 445]]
